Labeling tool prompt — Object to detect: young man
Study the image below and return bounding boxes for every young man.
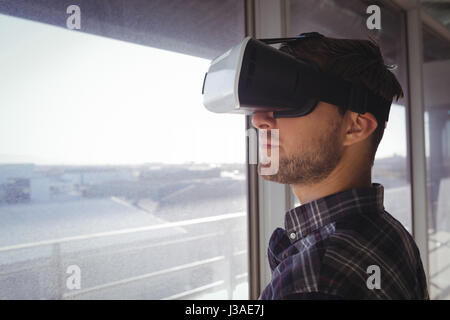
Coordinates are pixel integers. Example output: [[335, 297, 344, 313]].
[[252, 35, 429, 299]]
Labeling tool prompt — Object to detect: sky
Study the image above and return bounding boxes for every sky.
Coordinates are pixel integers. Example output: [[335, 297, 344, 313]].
[[0, 13, 413, 166]]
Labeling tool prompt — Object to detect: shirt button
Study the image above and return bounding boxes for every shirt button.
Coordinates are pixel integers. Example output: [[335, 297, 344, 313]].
[[289, 232, 296, 240]]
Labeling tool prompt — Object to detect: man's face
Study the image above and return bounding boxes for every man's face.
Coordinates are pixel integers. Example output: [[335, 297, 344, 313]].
[[251, 102, 345, 186]]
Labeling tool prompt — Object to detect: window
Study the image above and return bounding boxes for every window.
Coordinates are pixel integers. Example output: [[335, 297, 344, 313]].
[[0, 1, 248, 299], [289, 0, 412, 232], [423, 27, 450, 300]]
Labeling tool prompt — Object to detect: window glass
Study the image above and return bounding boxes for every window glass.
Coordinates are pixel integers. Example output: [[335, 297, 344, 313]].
[[423, 27, 450, 300], [0, 1, 248, 299], [289, 0, 412, 232], [419, 0, 450, 33]]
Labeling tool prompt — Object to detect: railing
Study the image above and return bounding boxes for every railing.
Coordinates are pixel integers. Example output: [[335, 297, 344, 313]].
[[0, 211, 248, 299]]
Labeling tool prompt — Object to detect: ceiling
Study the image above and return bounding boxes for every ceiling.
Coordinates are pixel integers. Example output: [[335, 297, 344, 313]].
[[0, 0, 245, 60], [420, 0, 450, 30]]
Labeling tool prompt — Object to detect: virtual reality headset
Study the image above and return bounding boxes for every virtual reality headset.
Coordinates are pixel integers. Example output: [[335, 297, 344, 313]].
[[201, 32, 392, 127]]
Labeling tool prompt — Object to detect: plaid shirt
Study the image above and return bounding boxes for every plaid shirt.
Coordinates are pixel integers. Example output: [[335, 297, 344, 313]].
[[259, 183, 429, 300]]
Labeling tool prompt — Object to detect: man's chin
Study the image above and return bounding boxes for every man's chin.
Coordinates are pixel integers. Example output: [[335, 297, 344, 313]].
[[257, 163, 285, 183]]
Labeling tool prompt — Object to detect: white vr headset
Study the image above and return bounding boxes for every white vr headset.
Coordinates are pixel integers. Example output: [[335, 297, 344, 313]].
[[201, 32, 392, 125]]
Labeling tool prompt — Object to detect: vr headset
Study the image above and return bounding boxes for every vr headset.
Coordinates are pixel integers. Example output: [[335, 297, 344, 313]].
[[201, 32, 392, 127]]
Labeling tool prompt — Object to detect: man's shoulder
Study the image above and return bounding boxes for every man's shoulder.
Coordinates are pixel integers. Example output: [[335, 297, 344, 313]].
[[317, 210, 426, 299], [326, 209, 420, 267], [287, 210, 425, 298], [261, 210, 428, 299]]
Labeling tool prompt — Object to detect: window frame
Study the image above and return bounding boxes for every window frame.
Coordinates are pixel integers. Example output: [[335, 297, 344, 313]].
[[249, 0, 450, 298]]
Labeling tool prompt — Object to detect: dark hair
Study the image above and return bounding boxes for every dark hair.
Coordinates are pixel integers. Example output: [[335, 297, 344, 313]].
[[279, 36, 404, 167]]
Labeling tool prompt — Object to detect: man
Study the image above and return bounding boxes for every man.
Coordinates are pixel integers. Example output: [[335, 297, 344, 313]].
[[252, 35, 429, 299]]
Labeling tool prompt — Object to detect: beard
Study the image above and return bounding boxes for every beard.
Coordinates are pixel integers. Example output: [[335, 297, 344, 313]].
[[258, 120, 344, 186]]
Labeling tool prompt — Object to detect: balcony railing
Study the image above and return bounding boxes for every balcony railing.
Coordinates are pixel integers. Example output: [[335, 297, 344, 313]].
[[0, 211, 248, 299]]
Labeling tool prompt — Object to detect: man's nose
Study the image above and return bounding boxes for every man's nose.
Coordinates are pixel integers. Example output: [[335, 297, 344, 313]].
[[251, 111, 276, 129]]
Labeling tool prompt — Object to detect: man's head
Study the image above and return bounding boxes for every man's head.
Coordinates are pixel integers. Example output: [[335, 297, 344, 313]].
[[252, 35, 403, 186]]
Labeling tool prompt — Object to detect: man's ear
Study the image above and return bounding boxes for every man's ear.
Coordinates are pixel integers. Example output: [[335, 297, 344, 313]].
[[343, 111, 378, 146]]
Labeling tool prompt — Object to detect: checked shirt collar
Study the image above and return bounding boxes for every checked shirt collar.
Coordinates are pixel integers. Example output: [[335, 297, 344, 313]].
[[284, 183, 385, 243]]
